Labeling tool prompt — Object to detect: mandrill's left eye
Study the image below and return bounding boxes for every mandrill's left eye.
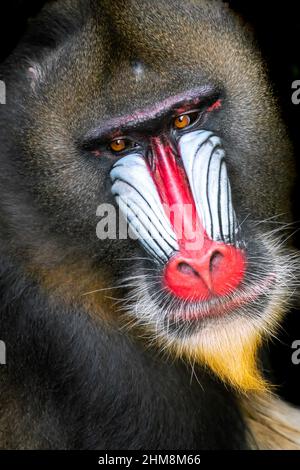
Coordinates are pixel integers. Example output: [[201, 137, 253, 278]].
[[173, 111, 200, 131]]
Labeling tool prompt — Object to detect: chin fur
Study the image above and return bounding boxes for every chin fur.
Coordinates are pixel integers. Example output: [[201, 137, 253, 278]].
[[118, 231, 300, 393]]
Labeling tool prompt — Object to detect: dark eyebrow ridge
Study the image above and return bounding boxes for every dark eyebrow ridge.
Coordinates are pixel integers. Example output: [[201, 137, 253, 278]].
[[83, 85, 218, 142]]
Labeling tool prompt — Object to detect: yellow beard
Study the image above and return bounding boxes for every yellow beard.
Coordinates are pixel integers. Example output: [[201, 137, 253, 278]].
[[175, 317, 271, 392]]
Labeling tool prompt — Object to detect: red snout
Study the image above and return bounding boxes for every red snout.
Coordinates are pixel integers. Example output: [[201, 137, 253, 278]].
[[149, 135, 245, 302], [164, 242, 245, 301]]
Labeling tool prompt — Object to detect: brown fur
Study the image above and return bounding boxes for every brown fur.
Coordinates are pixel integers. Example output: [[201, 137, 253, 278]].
[[242, 393, 300, 449]]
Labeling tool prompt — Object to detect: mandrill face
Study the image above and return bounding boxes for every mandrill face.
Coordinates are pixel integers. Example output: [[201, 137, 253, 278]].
[[3, 0, 298, 392]]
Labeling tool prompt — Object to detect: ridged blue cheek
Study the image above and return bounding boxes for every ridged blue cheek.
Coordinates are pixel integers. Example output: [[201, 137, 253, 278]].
[[178, 130, 238, 245], [110, 153, 179, 263]]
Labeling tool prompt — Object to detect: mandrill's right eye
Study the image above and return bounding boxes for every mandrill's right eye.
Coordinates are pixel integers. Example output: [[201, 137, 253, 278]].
[[109, 138, 136, 154]]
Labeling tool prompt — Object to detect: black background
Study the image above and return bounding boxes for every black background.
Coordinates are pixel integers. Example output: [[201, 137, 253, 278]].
[[0, 0, 300, 405]]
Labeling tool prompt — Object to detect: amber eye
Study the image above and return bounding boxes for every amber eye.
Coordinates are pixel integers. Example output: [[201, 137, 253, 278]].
[[109, 138, 127, 153], [173, 114, 191, 129]]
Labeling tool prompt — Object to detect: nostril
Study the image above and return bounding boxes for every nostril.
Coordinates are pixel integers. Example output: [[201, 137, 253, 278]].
[[177, 261, 200, 278], [209, 251, 224, 273]]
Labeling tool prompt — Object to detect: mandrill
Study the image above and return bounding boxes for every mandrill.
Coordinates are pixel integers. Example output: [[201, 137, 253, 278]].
[[0, 0, 299, 450]]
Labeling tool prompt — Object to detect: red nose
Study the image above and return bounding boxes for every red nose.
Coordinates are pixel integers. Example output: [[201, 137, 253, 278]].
[[164, 243, 245, 301], [149, 136, 245, 301]]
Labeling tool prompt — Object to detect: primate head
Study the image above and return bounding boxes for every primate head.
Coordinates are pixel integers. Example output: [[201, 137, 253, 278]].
[[0, 0, 298, 391]]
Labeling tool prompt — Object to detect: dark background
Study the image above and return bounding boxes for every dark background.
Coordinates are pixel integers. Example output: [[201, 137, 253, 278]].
[[0, 0, 300, 404]]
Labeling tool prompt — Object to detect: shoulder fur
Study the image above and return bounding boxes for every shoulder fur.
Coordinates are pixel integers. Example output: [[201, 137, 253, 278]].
[[241, 393, 300, 449]]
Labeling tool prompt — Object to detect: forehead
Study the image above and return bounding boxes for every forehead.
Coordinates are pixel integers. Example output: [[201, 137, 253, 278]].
[[47, 34, 223, 119], [32, 1, 249, 133]]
